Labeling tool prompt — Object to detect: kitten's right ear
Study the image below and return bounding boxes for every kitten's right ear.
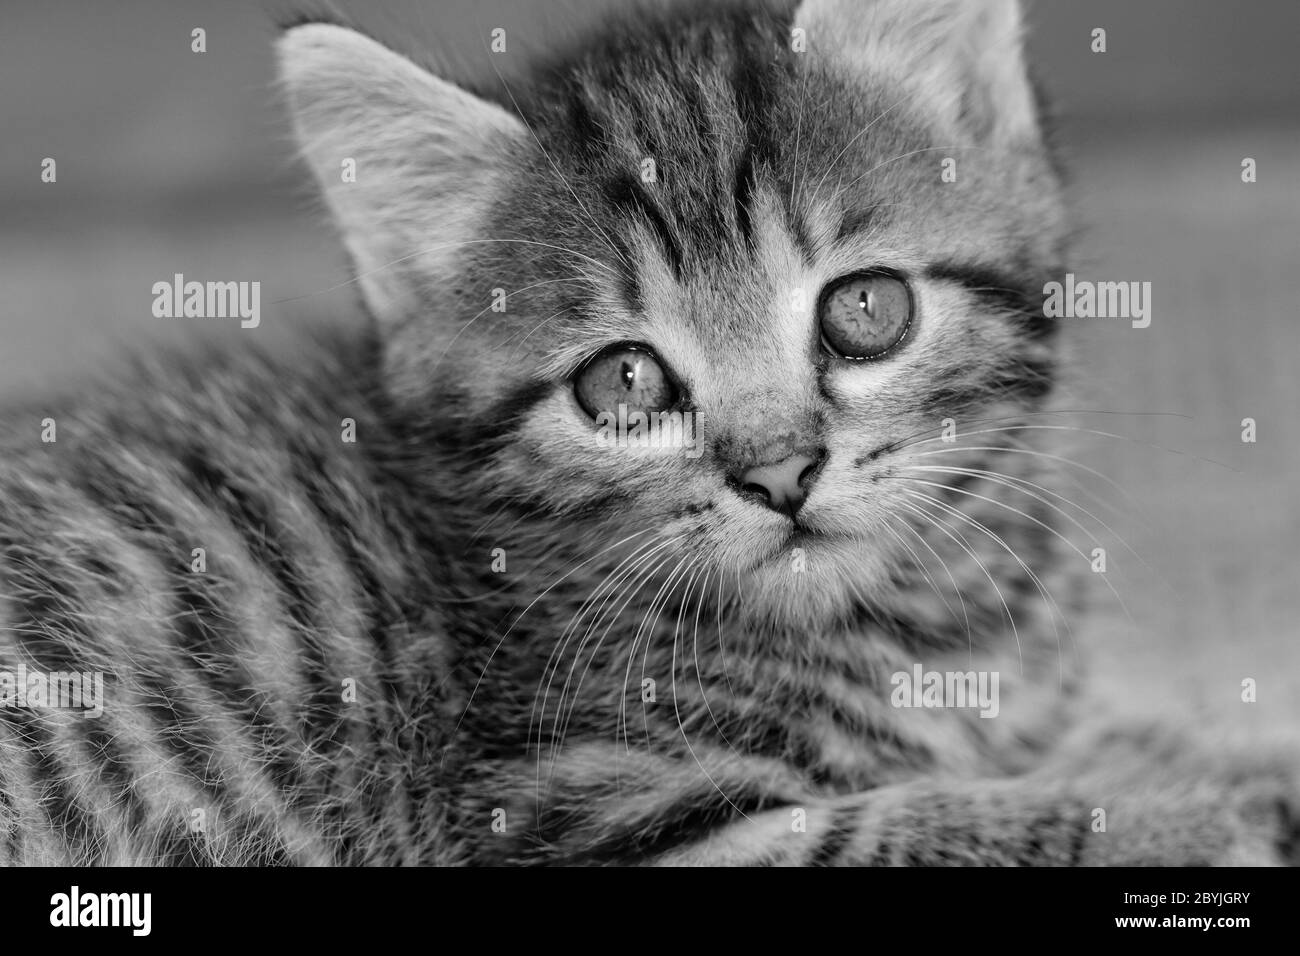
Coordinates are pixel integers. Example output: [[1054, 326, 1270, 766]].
[[278, 24, 526, 323], [794, 0, 1040, 149]]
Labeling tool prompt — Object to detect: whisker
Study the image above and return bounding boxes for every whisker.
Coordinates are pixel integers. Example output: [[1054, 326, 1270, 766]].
[[878, 513, 971, 649], [544, 542, 684, 796], [506, 308, 573, 359], [830, 145, 979, 208], [901, 463, 1166, 588], [897, 478, 1128, 633], [539, 539, 681, 792], [808, 93, 910, 205], [905, 488, 1083, 684], [896, 487, 1078, 674], [539, 534, 672, 735], [689, 565, 738, 752], [902, 424, 1239, 472], [448, 526, 657, 745], [894, 494, 1028, 671], [434, 276, 590, 375], [669, 560, 756, 824], [714, 561, 737, 698], [875, 407, 1193, 459], [789, 66, 811, 209], [906, 441, 1148, 526], [482, 53, 633, 273], [619, 553, 693, 753], [545, 536, 679, 766]]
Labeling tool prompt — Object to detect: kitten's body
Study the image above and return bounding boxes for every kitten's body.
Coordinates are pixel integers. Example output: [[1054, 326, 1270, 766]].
[[0, 335, 1073, 865], [0, 339, 442, 863], [1, 0, 1295, 865]]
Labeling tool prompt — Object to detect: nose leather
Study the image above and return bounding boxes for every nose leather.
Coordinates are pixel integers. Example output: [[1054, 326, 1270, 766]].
[[739, 452, 821, 517]]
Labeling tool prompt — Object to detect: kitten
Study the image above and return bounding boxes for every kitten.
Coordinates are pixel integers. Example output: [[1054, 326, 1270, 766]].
[[0, 0, 1295, 865]]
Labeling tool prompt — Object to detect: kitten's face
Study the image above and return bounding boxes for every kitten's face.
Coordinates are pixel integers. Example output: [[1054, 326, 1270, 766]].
[[281, 0, 1067, 629]]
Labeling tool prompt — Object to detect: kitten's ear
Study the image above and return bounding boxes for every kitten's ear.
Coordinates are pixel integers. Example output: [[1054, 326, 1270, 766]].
[[278, 24, 526, 322], [794, 0, 1039, 147]]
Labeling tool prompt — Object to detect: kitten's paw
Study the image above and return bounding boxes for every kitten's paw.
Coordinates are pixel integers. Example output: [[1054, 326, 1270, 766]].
[[1081, 768, 1300, 866], [1236, 781, 1300, 865], [1053, 722, 1300, 865]]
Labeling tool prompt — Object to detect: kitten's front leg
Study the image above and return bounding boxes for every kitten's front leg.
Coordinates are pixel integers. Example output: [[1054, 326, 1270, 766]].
[[650, 782, 1088, 866], [653, 767, 1300, 866]]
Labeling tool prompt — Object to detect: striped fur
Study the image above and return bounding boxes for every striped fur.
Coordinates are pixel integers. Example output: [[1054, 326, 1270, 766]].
[[0, 341, 459, 863], [1, 0, 1296, 865]]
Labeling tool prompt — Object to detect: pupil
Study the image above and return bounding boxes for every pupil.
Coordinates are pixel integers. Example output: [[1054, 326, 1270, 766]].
[[620, 360, 636, 389], [858, 288, 875, 316]]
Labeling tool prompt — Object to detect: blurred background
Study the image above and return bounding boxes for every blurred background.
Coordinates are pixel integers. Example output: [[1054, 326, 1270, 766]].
[[2, 0, 1298, 737]]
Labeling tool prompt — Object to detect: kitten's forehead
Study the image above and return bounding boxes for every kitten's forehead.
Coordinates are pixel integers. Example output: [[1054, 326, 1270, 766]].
[[470, 0, 1063, 386], [534, 6, 800, 273], [518, 4, 966, 283], [642, 227, 810, 365]]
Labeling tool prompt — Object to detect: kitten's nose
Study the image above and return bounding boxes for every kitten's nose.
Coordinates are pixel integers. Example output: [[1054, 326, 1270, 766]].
[[738, 451, 824, 518]]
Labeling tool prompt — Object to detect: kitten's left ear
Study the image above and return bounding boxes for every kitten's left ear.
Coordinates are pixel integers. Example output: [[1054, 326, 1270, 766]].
[[278, 23, 527, 324], [794, 0, 1039, 147]]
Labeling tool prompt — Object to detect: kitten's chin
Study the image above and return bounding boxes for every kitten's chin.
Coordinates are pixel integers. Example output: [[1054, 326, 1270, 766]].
[[731, 531, 895, 629]]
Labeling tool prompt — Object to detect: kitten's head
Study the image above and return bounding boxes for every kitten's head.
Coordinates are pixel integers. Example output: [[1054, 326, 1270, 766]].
[[279, 0, 1067, 630]]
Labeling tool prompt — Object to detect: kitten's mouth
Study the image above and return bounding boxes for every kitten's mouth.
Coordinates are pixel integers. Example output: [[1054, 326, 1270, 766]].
[[764, 518, 855, 558], [785, 524, 821, 546], [742, 520, 859, 574]]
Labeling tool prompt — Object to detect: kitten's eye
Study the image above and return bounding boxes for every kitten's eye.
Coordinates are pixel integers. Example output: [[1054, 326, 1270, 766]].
[[574, 346, 678, 419], [818, 271, 913, 360]]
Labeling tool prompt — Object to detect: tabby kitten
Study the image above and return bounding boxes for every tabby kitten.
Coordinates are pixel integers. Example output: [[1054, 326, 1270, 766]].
[[0, 0, 1295, 866]]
